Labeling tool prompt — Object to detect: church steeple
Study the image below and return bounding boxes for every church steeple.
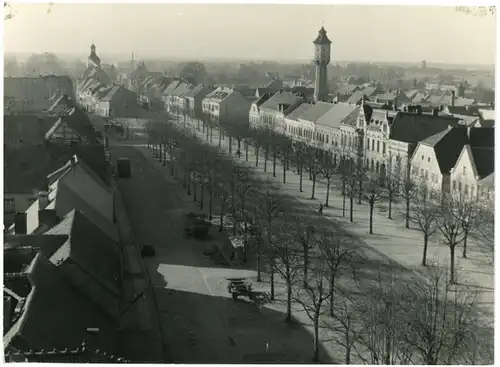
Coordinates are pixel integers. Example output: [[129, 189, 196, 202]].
[[88, 43, 101, 68]]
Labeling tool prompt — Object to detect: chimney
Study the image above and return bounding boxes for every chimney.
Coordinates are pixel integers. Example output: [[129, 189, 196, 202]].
[[38, 191, 49, 210], [451, 90, 455, 107], [38, 209, 58, 228], [14, 212, 27, 235], [433, 108, 439, 117]]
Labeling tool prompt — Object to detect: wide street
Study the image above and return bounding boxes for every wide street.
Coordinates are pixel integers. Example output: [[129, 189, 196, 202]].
[[111, 143, 328, 363]]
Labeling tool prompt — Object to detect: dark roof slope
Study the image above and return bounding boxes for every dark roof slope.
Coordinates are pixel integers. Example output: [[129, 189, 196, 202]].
[[389, 112, 460, 143], [49, 209, 120, 294], [259, 91, 303, 111], [468, 127, 495, 147], [313, 26, 332, 44], [423, 127, 469, 174], [3, 253, 117, 354], [470, 146, 495, 178], [4, 114, 58, 144]]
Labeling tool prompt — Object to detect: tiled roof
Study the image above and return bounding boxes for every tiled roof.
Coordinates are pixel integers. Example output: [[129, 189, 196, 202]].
[[185, 84, 208, 98], [4, 76, 74, 103], [479, 109, 495, 121], [468, 127, 495, 147], [346, 90, 365, 104], [170, 82, 193, 97], [295, 101, 335, 123], [47, 94, 74, 113], [470, 146, 494, 178], [49, 107, 99, 145], [362, 86, 379, 98], [264, 78, 283, 89], [162, 80, 181, 96], [422, 127, 469, 174], [4, 114, 58, 144], [4, 253, 118, 353], [478, 172, 494, 188], [316, 103, 360, 128], [4, 144, 67, 194], [411, 92, 427, 103], [389, 112, 460, 143], [259, 91, 303, 112], [453, 97, 476, 107], [445, 105, 480, 116], [335, 83, 359, 95], [49, 210, 120, 304], [285, 102, 313, 121], [405, 89, 419, 100], [204, 88, 233, 102]]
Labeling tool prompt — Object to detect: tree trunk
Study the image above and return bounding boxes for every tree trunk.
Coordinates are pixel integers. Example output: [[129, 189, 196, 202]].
[[208, 190, 213, 221], [450, 244, 456, 284], [313, 314, 320, 362], [237, 138, 241, 151], [358, 180, 363, 204], [345, 335, 351, 364], [342, 191, 346, 218], [405, 198, 410, 229], [257, 239, 262, 282], [462, 229, 469, 258], [299, 164, 304, 192], [388, 190, 393, 219], [228, 136, 232, 154], [369, 202, 374, 234], [329, 272, 335, 317], [245, 141, 249, 161], [325, 179, 330, 207], [210, 126, 213, 142], [286, 278, 292, 322], [350, 196, 354, 222], [272, 150, 277, 177], [200, 183, 204, 210], [187, 175, 191, 195], [270, 260, 275, 300], [218, 129, 222, 147], [255, 146, 259, 167], [193, 182, 197, 202], [283, 159, 287, 183], [219, 204, 224, 232], [303, 247, 309, 288], [422, 232, 429, 266], [264, 148, 268, 172]]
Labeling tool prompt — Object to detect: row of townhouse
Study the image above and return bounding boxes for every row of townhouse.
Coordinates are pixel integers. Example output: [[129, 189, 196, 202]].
[[248, 91, 496, 200]]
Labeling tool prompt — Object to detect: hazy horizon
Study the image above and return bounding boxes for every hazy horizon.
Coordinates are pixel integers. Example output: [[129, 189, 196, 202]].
[[4, 3, 497, 66]]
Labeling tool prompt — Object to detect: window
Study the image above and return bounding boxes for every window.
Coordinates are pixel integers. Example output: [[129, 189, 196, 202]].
[[424, 170, 429, 180], [420, 168, 424, 177], [377, 141, 380, 153], [383, 142, 386, 154], [4, 198, 15, 213], [458, 182, 462, 191], [421, 155, 424, 160], [463, 166, 466, 176], [464, 185, 469, 197], [471, 186, 476, 198], [371, 139, 375, 151]]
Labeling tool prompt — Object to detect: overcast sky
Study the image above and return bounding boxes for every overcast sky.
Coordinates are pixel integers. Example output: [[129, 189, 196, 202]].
[[3, 3, 496, 65]]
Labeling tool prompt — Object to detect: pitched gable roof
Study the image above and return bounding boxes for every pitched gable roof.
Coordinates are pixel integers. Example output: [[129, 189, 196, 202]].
[[259, 91, 303, 112], [49, 209, 120, 296], [4, 114, 58, 144], [470, 146, 495, 178], [346, 90, 365, 104], [389, 112, 460, 143], [421, 127, 469, 174], [316, 103, 360, 128], [295, 101, 335, 123], [3, 253, 117, 353]]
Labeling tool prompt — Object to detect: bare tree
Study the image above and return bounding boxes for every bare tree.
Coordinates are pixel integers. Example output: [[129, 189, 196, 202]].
[[293, 261, 332, 362], [399, 176, 418, 229], [319, 231, 356, 317], [309, 156, 322, 200], [362, 174, 386, 234], [476, 202, 494, 264], [344, 173, 358, 223], [355, 268, 409, 365], [410, 185, 440, 266], [320, 158, 337, 207], [257, 186, 283, 299], [326, 290, 364, 364], [384, 174, 400, 220], [455, 198, 482, 258], [436, 194, 467, 284], [401, 266, 481, 364], [272, 226, 303, 322], [214, 179, 232, 232], [291, 216, 315, 287], [234, 170, 253, 258]]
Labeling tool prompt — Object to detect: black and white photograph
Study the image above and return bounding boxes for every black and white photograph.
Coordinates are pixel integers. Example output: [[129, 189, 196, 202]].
[[2, 2, 496, 364]]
